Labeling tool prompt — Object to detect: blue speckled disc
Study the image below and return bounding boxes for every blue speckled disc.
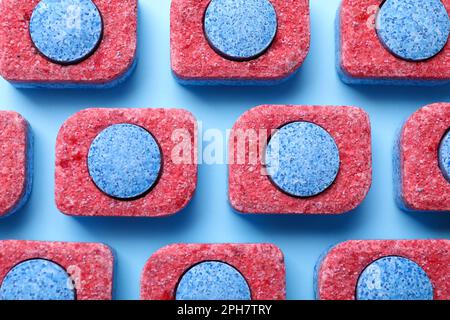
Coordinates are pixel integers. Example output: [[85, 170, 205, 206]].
[[175, 261, 251, 300], [0, 259, 75, 300], [88, 124, 162, 200], [376, 0, 450, 61], [29, 0, 103, 65], [204, 0, 278, 61], [265, 121, 340, 198], [439, 130, 450, 182], [356, 256, 434, 300]]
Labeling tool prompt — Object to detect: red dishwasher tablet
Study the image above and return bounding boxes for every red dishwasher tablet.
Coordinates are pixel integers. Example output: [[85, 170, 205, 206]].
[[0, 111, 33, 218], [337, 0, 450, 85], [55, 108, 197, 217], [170, 0, 310, 85], [228, 105, 372, 214], [315, 239, 450, 300], [395, 102, 450, 212], [0, 240, 114, 300], [0, 0, 137, 88], [140, 243, 286, 300]]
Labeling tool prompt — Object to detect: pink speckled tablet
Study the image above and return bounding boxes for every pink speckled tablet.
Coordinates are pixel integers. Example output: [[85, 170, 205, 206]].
[[140, 243, 286, 300], [338, 0, 450, 85], [170, 0, 310, 85], [315, 240, 450, 300], [0, 240, 114, 300], [0, 111, 32, 218], [55, 108, 197, 217], [0, 0, 137, 88], [228, 105, 372, 214], [395, 103, 450, 212]]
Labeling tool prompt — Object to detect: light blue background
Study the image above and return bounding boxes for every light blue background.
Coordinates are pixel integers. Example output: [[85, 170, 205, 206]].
[[0, 0, 449, 300]]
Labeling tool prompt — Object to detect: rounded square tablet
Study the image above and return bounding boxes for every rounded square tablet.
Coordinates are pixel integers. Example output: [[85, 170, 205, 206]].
[[315, 239, 450, 300], [0, 111, 33, 218], [55, 108, 197, 217], [228, 105, 372, 214], [170, 0, 310, 85], [140, 243, 286, 300], [337, 0, 450, 85], [0, 240, 114, 300], [395, 103, 450, 212], [0, 0, 137, 88]]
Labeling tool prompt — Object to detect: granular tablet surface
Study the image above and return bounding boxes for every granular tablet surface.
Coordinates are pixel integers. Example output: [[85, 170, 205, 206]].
[[175, 261, 251, 300], [265, 121, 340, 197], [376, 0, 450, 61], [88, 123, 162, 200], [204, 0, 277, 61], [29, 0, 103, 64], [0, 259, 75, 300], [356, 256, 434, 300]]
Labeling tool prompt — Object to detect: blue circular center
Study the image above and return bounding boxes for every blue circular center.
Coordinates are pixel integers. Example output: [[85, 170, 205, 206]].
[[29, 0, 103, 65], [0, 259, 75, 300], [439, 130, 450, 182], [376, 0, 450, 61], [175, 261, 251, 300], [88, 124, 162, 200], [204, 0, 277, 61], [356, 256, 434, 300], [265, 121, 340, 197]]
